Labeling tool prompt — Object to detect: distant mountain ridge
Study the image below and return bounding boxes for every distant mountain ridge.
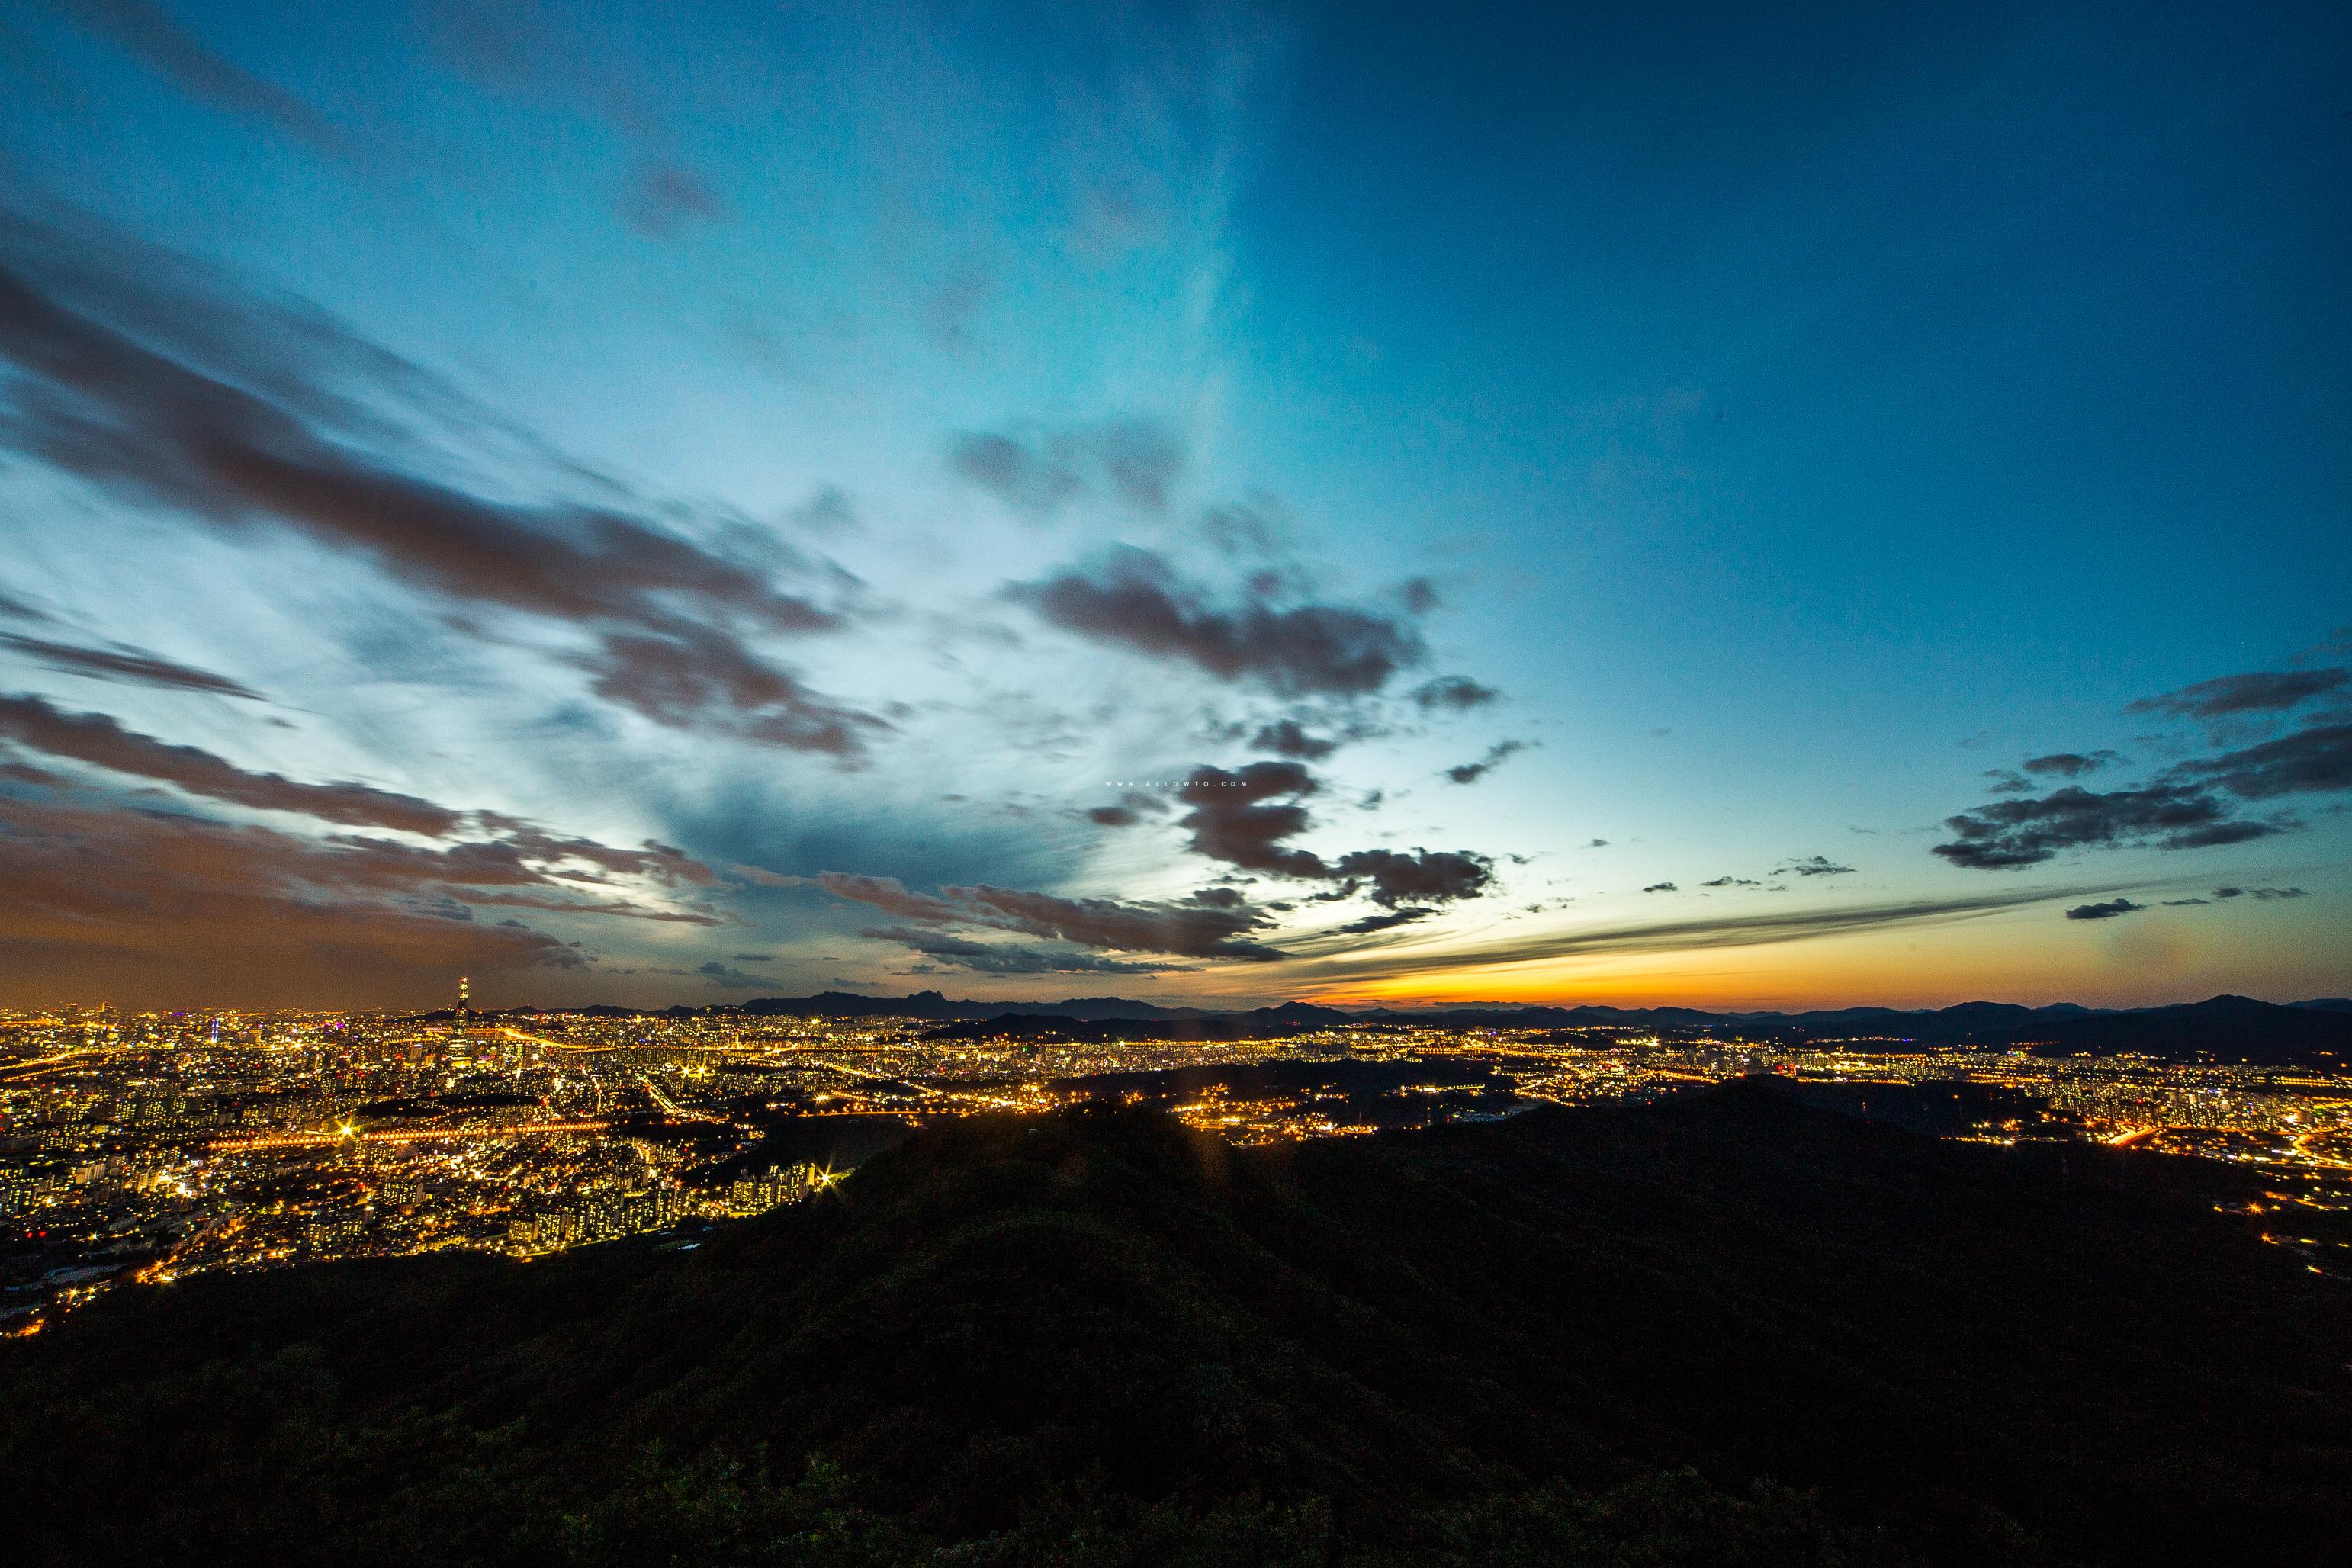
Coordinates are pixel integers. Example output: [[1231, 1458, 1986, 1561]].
[[455, 990, 2352, 1066], [744, 989, 1224, 1021]]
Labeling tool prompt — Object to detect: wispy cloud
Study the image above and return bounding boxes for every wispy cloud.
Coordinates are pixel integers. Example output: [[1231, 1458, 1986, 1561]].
[[1007, 547, 1428, 697], [0, 214, 879, 757], [0, 792, 599, 1001], [860, 927, 1195, 975], [2127, 668, 2346, 719], [1173, 762, 1494, 905], [1445, 738, 1531, 785], [811, 872, 1283, 962], [0, 692, 460, 834], [1775, 855, 1854, 877], [1410, 675, 1499, 712], [60, 0, 345, 152], [2064, 898, 2143, 921], [947, 418, 1184, 514], [0, 632, 262, 699], [1284, 885, 2129, 986]]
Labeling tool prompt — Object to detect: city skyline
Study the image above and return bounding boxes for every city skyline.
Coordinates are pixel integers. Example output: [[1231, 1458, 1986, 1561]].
[[2, 0, 2348, 1011]]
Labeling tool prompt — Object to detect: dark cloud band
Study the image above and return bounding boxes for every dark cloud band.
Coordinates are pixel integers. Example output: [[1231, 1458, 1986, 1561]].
[[1007, 548, 1427, 697], [2127, 668, 2347, 719], [0, 633, 262, 699]]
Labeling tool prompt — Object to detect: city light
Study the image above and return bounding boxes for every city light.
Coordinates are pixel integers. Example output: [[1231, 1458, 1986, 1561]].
[[5, 998, 2347, 1337]]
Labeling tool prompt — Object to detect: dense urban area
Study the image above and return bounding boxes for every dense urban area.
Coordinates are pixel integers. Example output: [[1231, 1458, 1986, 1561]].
[[6, 994, 2349, 1332]]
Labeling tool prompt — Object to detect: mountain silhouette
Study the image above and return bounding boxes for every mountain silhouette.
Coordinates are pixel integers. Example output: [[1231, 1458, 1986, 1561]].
[[4, 1081, 2343, 1565]]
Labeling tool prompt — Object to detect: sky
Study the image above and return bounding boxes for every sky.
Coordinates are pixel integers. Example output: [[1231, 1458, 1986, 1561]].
[[0, 0, 2345, 1014]]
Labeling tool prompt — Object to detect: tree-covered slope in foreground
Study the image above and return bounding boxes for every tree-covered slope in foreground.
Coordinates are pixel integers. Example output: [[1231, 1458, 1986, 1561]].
[[4, 1080, 2346, 1566]]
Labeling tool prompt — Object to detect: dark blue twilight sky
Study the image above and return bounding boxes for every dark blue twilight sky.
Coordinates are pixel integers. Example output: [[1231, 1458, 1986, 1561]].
[[0, 0, 2344, 1010]]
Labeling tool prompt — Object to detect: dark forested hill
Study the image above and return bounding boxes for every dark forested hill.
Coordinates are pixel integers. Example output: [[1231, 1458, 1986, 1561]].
[[3, 1082, 2345, 1566], [1991, 993, 2352, 1065]]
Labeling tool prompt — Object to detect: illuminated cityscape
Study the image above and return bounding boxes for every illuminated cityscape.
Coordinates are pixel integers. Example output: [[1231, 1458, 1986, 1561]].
[[8, 990, 2347, 1335]]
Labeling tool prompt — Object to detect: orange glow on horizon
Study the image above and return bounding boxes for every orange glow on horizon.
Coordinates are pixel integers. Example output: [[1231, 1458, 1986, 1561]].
[[1280, 898, 2344, 1013]]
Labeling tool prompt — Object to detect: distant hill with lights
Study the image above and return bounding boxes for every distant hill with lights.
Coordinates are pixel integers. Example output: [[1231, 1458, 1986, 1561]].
[[450, 990, 2352, 1067]]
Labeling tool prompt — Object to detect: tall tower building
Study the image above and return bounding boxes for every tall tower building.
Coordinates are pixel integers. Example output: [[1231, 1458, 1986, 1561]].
[[444, 976, 476, 1068]]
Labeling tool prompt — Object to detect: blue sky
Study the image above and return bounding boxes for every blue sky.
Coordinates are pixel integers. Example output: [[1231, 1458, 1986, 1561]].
[[0, 0, 2345, 1010]]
